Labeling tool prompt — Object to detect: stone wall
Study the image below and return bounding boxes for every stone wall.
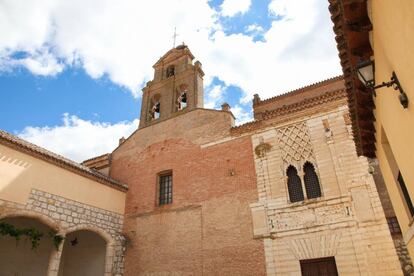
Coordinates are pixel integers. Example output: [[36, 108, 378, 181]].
[[250, 105, 403, 275], [0, 188, 125, 275], [394, 236, 414, 275]]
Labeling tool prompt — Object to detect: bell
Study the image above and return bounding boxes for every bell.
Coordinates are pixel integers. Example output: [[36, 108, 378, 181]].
[[154, 102, 160, 113]]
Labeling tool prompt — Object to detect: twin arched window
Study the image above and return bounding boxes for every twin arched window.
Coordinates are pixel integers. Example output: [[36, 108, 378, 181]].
[[287, 162, 321, 203]]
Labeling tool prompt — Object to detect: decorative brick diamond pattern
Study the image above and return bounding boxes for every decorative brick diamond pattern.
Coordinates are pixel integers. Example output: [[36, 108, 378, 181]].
[[277, 122, 314, 164]]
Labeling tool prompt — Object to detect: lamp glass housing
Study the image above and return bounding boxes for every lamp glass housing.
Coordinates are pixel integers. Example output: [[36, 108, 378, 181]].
[[356, 60, 374, 88]]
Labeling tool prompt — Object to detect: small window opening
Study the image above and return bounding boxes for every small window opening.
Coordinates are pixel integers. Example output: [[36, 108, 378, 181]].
[[287, 165, 304, 203], [398, 171, 414, 217], [303, 162, 322, 199], [166, 65, 175, 77], [159, 173, 172, 205]]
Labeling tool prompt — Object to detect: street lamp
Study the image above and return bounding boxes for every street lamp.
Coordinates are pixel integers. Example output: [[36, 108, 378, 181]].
[[356, 60, 408, 108]]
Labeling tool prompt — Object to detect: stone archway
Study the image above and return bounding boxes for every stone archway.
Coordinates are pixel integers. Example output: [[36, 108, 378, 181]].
[[58, 225, 116, 276], [0, 216, 57, 276]]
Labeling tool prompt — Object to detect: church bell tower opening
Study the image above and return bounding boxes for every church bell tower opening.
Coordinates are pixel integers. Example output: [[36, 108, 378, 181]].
[[139, 44, 205, 129]]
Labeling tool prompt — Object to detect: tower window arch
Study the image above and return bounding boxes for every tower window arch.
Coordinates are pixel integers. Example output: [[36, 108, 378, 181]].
[[178, 92, 187, 110], [166, 65, 175, 77], [151, 102, 160, 119], [177, 84, 188, 110], [287, 165, 304, 203], [149, 94, 161, 121], [303, 161, 321, 199]]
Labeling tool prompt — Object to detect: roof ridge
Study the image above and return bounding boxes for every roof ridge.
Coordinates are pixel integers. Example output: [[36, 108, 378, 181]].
[[255, 75, 344, 106], [82, 152, 110, 164]]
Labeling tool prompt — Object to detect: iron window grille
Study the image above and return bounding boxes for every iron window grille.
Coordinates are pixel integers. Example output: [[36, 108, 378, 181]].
[[159, 173, 173, 205], [303, 162, 322, 199], [287, 166, 305, 203]]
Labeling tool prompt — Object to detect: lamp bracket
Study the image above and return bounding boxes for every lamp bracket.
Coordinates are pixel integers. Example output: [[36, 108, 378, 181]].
[[372, 71, 408, 108], [373, 72, 404, 94]]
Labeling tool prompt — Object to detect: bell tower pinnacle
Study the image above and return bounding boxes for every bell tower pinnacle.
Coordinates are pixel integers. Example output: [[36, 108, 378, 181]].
[[139, 44, 205, 129]]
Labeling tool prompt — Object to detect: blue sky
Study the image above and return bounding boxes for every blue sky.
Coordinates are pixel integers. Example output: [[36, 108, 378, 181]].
[[0, 0, 341, 161]]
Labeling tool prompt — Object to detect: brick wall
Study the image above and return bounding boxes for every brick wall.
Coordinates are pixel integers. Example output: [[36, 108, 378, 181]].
[[112, 135, 266, 275]]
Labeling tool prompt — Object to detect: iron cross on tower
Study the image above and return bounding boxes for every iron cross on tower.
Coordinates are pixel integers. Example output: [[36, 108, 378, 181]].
[[172, 27, 179, 48]]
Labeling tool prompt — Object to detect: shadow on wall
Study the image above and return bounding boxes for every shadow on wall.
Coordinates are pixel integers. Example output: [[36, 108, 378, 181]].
[[0, 152, 32, 195]]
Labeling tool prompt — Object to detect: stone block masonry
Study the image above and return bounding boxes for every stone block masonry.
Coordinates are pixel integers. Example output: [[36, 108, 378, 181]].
[[250, 105, 403, 275]]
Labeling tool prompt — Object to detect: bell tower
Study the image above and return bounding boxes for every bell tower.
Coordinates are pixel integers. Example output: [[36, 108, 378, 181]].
[[139, 44, 205, 128]]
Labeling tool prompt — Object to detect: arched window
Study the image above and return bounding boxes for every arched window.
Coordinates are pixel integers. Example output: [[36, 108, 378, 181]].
[[303, 162, 321, 199], [177, 91, 187, 110], [287, 165, 304, 203], [150, 101, 160, 120], [176, 84, 188, 111], [148, 94, 161, 121]]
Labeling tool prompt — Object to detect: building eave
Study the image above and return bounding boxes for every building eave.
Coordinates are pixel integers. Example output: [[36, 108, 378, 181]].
[[231, 84, 347, 136], [328, 0, 376, 158], [0, 130, 128, 192]]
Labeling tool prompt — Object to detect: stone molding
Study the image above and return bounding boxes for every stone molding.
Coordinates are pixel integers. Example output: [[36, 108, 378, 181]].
[[284, 232, 342, 260], [268, 197, 353, 235], [231, 89, 347, 136], [253, 76, 344, 107]]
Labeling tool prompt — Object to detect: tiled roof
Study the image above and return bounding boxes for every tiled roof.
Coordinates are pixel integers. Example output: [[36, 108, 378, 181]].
[[254, 75, 344, 107], [231, 76, 347, 136], [0, 129, 128, 191]]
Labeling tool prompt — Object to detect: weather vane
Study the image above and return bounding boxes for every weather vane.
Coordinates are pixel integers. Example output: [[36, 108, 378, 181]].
[[172, 27, 179, 48]]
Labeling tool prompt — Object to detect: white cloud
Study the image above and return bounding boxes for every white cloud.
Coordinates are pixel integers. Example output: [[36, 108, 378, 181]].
[[220, 0, 252, 17], [0, 0, 341, 102], [231, 105, 253, 125], [197, 0, 341, 103], [245, 24, 264, 33], [0, 0, 216, 96], [17, 113, 139, 162], [204, 84, 226, 109]]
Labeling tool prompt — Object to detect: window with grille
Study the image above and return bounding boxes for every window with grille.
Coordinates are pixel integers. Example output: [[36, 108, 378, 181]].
[[287, 165, 304, 203], [397, 171, 414, 217], [303, 162, 321, 199], [159, 173, 172, 205]]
